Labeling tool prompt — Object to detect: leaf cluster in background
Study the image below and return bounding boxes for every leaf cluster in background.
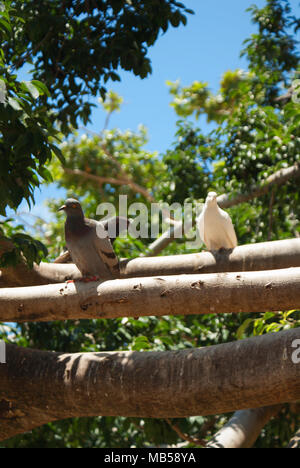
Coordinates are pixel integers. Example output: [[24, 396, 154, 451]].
[[0, 219, 48, 267], [2, 0, 193, 135], [0, 2, 63, 215]]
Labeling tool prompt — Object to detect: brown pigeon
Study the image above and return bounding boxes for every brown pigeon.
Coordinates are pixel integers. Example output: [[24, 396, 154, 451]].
[[58, 198, 122, 280]]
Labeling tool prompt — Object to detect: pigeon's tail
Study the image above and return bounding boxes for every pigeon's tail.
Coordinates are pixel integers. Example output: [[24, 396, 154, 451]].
[[100, 249, 120, 278], [112, 262, 121, 279]]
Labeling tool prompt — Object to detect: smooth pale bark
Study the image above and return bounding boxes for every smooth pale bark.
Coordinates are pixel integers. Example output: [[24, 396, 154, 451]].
[[0, 329, 299, 441], [2, 238, 300, 287], [123, 238, 300, 277], [0, 261, 82, 287], [1, 267, 300, 322], [206, 406, 282, 448], [288, 428, 300, 448], [145, 220, 186, 257]]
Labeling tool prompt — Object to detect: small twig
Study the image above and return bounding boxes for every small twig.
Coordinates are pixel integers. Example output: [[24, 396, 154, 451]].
[[53, 250, 72, 264], [165, 419, 206, 447], [64, 166, 177, 225], [78, 126, 156, 203], [13, 27, 54, 70], [101, 143, 156, 203], [103, 111, 113, 131], [63, 166, 156, 203], [64, 167, 129, 188]]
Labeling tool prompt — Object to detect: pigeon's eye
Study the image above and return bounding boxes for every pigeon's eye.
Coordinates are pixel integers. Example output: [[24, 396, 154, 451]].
[[71, 203, 78, 208]]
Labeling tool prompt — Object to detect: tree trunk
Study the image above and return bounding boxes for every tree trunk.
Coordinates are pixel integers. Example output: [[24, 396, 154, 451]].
[[1, 267, 300, 322], [0, 329, 299, 441]]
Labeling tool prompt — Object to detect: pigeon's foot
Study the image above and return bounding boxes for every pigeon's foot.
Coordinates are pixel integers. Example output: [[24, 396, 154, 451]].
[[79, 275, 100, 283], [65, 276, 100, 284]]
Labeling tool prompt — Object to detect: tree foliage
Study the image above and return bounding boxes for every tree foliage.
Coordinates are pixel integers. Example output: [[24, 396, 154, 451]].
[[0, 0, 193, 263], [0, 1, 63, 216], [3, 0, 193, 134]]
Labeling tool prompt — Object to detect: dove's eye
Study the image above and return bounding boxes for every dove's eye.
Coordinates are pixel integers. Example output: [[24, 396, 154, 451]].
[[71, 203, 78, 208]]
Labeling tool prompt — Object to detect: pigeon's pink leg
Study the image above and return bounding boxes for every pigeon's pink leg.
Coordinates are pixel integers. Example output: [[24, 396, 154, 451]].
[[80, 276, 100, 283], [66, 276, 100, 283]]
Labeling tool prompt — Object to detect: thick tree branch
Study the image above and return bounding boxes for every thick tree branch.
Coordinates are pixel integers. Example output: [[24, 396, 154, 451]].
[[0, 260, 82, 287], [217, 163, 300, 209], [0, 329, 299, 441], [126, 238, 300, 277], [2, 238, 300, 287], [1, 267, 300, 322], [206, 405, 283, 448], [0, 238, 80, 287]]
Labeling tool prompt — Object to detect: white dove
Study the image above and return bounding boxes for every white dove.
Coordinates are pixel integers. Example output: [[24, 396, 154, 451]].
[[197, 191, 237, 251]]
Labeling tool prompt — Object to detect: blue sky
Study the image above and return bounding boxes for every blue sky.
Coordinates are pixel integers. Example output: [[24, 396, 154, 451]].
[[8, 0, 299, 222], [88, 0, 269, 153]]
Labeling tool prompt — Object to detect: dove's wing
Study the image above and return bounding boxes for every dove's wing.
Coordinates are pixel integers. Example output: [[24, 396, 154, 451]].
[[197, 210, 205, 244], [218, 208, 238, 248]]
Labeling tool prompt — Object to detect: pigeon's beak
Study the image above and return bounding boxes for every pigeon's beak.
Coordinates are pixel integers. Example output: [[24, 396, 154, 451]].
[[58, 204, 66, 212]]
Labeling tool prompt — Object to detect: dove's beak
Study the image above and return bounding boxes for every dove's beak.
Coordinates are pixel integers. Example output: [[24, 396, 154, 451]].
[[58, 204, 66, 212]]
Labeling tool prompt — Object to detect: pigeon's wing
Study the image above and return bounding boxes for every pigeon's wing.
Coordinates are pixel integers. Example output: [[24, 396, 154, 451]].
[[197, 208, 209, 249], [87, 219, 120, 277], [219, 209, 238, 248]]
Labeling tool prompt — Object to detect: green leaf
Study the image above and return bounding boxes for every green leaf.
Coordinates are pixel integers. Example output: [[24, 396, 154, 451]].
[[159, 335, 175, 347], [236, 318, 254, 340], [50, 144, 65, 165], [38, 166, 53, 183], [0, 78, 7, 103], [7, 97, 22, 110], [21, 81, 40, 99], [0, 17, 12, 33], [131, 335, 151, 351], [31, 80, 51, 97]]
